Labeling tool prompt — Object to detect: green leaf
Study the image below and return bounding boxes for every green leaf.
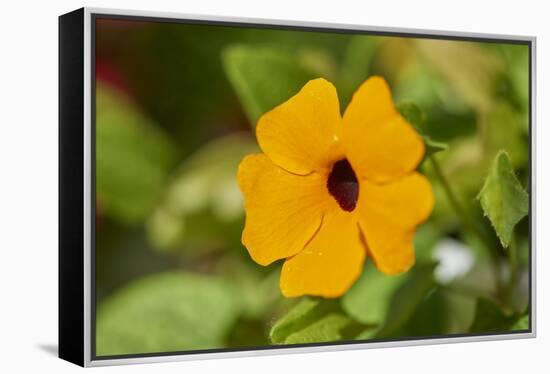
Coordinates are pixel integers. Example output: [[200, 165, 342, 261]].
[[222, 45, 319, 125], [285, 314, 351, 344], [343, 262, 438, 339], [443, 290, 477, 334], [96, 83, 177, 224], [270, 299, 354, 345], [270, 298, 319, 344], [146, 133, 258, 251], [376, 263, 437, 338], [96, 272, 240, 356], [477, 151, 528, 248], [342, 262, 407, 326], [397, 102, 448, 157], [399, 287, 476, 336], [397, 286, 446, 336]]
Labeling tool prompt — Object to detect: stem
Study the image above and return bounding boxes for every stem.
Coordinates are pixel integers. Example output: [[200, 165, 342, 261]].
[[429, 155, 494, 253], [428, 155, 506, 301]]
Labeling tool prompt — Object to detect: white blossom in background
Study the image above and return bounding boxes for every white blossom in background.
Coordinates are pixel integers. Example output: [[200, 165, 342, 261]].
[[432, 238, 475, 284]]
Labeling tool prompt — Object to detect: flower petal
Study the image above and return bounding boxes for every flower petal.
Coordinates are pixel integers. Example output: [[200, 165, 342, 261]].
[[280, 210, 366, 298], [256, 78, 342, 175], [356, 172, 434, 274], [342, 76, 425, 183], [238, 153, 332, 266]]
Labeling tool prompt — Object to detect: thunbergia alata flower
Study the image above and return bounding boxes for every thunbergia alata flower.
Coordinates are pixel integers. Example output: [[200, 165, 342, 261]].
[[238, 77, 434, 298]]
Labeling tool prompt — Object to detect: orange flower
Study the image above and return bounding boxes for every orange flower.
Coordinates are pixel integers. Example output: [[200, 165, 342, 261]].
[[237, 77, 434, 298]]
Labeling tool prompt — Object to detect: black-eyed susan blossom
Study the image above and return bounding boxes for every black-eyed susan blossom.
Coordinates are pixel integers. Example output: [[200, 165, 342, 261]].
[[237, 76, 434, 298]]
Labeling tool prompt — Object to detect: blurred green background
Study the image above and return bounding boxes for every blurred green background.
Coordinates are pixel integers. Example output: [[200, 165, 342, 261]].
[[94, 18, 530, 357]]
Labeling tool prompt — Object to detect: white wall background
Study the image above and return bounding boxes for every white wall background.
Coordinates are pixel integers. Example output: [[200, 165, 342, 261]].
[[0, 0, 547, 372]]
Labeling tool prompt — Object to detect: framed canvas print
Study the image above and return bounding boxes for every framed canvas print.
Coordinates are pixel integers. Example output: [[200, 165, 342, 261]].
[[59, 7, 536, 367]]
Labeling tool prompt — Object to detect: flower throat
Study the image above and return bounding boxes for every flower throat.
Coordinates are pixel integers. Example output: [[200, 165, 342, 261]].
[[327, 159, 359, 212]]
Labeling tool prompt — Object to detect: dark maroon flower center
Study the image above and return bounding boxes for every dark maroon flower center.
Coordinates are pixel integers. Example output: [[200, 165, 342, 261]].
[[327, 159, 359, 212]]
